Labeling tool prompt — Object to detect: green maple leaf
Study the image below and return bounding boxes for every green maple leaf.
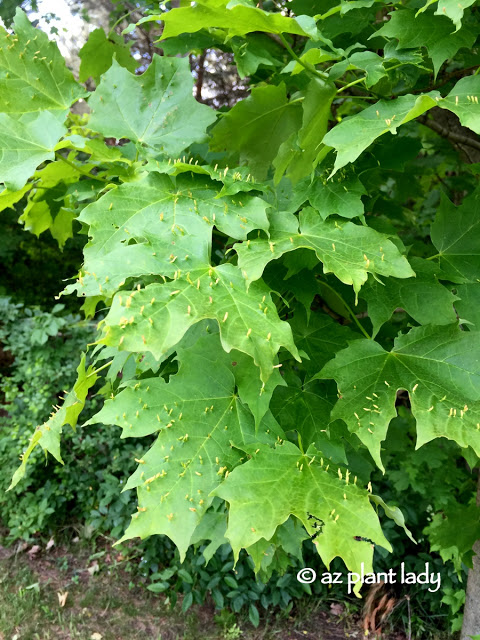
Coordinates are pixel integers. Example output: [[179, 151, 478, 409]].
[[264, 176, 311, 220], [306, 170, 366, 220], [79, 28, 137, 83], [50, 207, 76, 249], [0, 111, 66, 190], [141, 160, 269, 197], [281, 47, 338, 76], [9, 355, 98, 489], [73, 172, 269, 297], [190, 504, 228, 564], [374, 9, 475, 76], [89, 331, 282, 558], [440, 76, 480, 135], [226, 349, 286, 427], [146, 160, 271, 200], [323, 93, 439, 176], [417, 0, 476, 31], [158, 31, 218, 57], [328, 51, 387, 90], [31, 157, 86, 188], [455, 284, 480, 330], [271, 378, 345, 458], [0, 183, 31, 212], [319, 324, 480, 470], [210, 83, 302, 180], [214, 166, 270, 198], [18, 197, 51, 236], [246, 517, 309, 582], [61, 135, 132, 166], [360, 258, 458, 337], [235, 208, 414, 296], [431, 189, 480, 283], [0, 9, 84, 114], [159, 0, 318, 40], [17, 158, 85, 240], [212, 441, 392, 592], [88, 56, 216, 158], [347, 51, 388, 89], [102, 263, 300, 383], [274, 78, 336, 184]]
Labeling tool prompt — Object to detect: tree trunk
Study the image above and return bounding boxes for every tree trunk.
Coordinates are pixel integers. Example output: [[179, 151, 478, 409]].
[[461, 474, 480, 639]]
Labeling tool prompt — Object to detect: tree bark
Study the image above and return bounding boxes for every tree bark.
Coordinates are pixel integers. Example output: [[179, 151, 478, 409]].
[[195, 51, 207, 102], [418, 108, 480, 164], [461, 473, 480, 639]]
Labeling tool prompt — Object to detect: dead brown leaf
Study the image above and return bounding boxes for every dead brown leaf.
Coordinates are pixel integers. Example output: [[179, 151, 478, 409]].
[[57, 591, 68, 607]]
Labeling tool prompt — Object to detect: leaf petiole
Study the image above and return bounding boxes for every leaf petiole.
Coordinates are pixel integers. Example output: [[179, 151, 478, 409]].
[[318, 280, 372, 339]]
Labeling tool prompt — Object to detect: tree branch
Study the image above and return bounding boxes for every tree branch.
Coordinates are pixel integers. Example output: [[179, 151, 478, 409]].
[[195, 51, 207, 102], [418, 112, 480, 153]]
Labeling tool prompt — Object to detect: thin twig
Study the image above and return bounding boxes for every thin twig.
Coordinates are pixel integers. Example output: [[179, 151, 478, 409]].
[[278, 33, 329, 81], [55, 154, 110, 183], [317, 279, 372, 339], [406, 595, 412, 640]]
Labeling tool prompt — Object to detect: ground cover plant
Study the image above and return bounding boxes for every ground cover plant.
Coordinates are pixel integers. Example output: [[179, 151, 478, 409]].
[[1, 0, 480, 636]]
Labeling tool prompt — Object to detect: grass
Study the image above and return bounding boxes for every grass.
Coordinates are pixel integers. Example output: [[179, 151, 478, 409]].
[[0, 540, 453, 640], [0, 553, 196, 640], [0, 544, 354, 640]]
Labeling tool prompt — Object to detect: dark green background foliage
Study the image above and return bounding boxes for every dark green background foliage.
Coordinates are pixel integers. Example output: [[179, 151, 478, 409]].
[[2, 0, 480, 636]]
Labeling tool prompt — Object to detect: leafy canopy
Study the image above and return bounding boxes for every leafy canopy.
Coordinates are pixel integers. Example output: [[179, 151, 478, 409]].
[[4, 0, 480, 596]]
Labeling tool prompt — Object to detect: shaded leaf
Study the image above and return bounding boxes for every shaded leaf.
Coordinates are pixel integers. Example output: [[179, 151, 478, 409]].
[[189, 507, 228, 563], [431, 188, 480, 283], [271, 378, 345, 458], [210, 83, 302, 180], [307, 170, 366, 220], [274, 78, 336, 183], [424, 502, 480, 572], [455, 283, 480, 329], [231, 34, 282, 78], [360, 258, 458, 336], [289, 306, 360, 375], [374, 9, 475, 76]]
